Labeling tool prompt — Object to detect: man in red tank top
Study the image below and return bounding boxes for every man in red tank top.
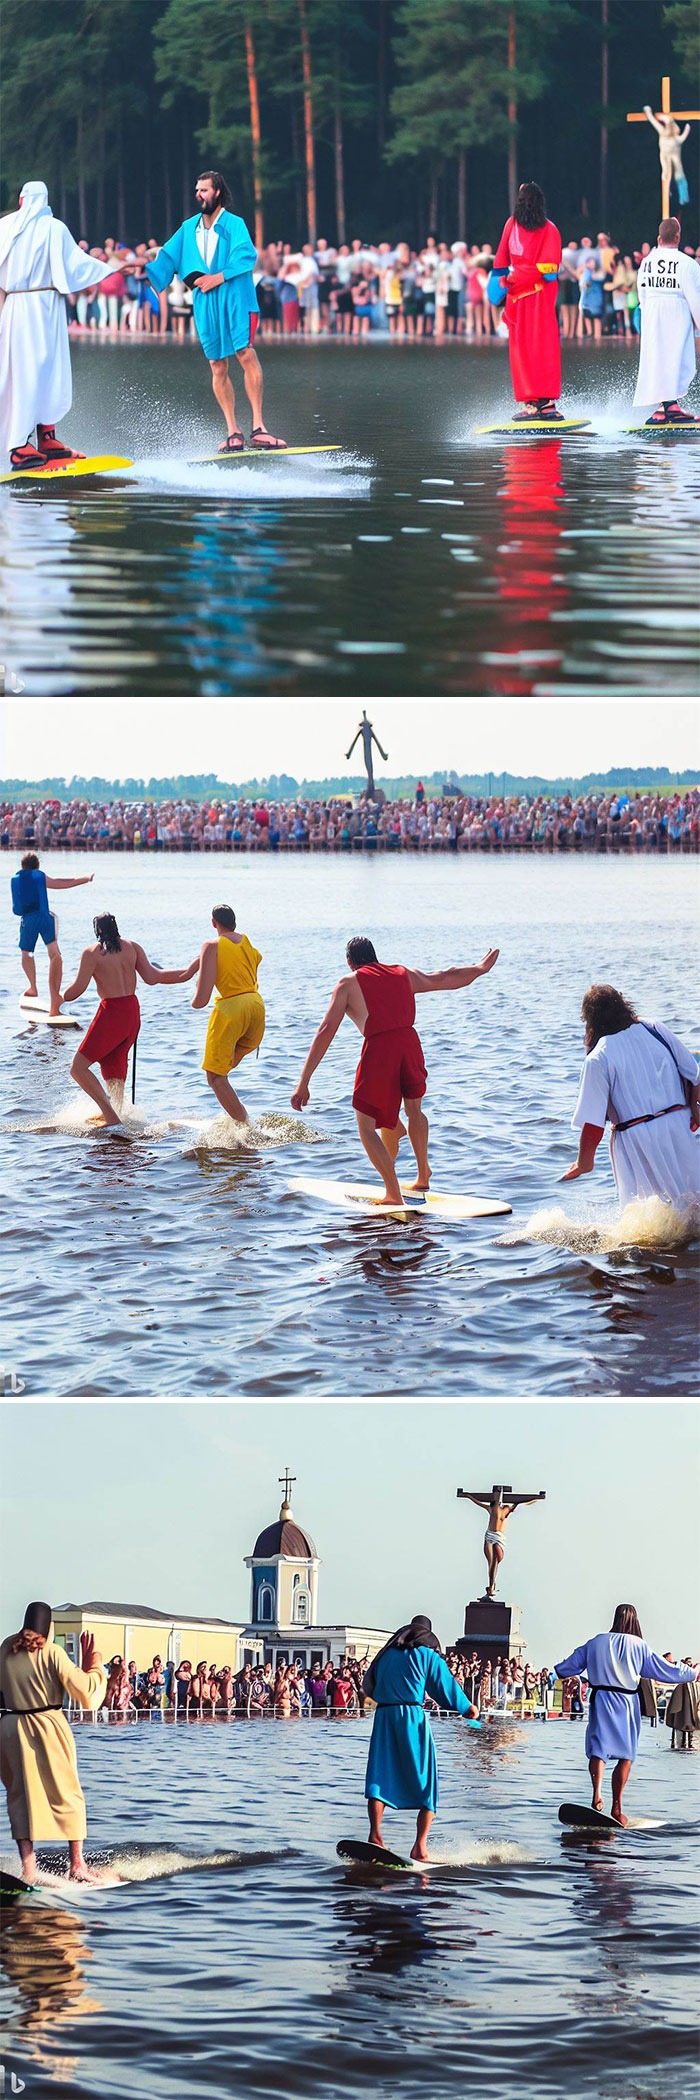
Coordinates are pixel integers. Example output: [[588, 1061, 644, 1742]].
[[291, 936, 499, 1205]]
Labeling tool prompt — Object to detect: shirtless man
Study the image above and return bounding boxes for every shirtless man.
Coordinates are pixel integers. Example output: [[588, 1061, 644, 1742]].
[[63, 911, 197, 1127], [462, 1488, 544, 1597], [290, 935, 499, 1205]]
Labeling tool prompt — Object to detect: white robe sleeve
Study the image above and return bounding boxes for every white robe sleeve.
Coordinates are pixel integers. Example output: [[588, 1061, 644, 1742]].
[[680, 255, 700, 333], [50, 220, 113, 296], [571, 1044, 610, 1131]]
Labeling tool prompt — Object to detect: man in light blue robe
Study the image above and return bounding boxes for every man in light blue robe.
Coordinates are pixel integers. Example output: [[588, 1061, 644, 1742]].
[[147, 170, 285, 455], [556, 1601, 698, 1825], [363, 1616, 479, 1860]]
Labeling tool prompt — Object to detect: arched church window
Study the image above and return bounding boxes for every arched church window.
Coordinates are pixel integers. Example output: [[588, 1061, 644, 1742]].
[[259, 1585, 274, 1623], [293, 1589, 310, 1625]]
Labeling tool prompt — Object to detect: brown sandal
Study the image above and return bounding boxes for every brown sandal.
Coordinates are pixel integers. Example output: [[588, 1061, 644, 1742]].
[[219, 432, 245, 453], [249, 428, 287, 450]]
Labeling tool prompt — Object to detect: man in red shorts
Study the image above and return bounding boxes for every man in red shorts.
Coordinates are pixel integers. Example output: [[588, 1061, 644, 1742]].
[[291, 936, 499, 1205], [63, 912, 198, 1129]]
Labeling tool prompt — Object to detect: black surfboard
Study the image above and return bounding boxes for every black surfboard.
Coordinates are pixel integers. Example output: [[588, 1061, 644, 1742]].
[[558, 1802, 621, 1833], [336, 1838, 416, 1871], [0, 1870, 41, 1900]]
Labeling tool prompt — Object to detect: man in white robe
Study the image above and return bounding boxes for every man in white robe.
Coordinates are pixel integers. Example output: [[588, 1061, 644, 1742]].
[[633, 216, 700, 424], [563, 984, 699, 1213], [0, 180, 112, 470]]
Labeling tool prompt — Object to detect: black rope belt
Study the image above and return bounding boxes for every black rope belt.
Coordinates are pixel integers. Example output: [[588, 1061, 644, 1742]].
[[612, 1103, 686, 1135], [0, 1703, 64, 1715]]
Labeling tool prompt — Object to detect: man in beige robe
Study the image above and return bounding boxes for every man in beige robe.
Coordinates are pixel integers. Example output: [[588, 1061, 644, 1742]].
[[0, 1600, 107, 1883]]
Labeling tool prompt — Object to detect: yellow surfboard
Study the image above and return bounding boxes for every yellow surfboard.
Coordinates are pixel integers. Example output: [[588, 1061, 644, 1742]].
[[187, 444, 343, 465], [476, 419, 591, 436], [0, 455, 134, 485], [623, 423, 700, 438]]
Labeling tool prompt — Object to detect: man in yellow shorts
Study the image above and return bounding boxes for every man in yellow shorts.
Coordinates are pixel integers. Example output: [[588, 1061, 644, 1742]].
[[191, 904, 265, 1123]]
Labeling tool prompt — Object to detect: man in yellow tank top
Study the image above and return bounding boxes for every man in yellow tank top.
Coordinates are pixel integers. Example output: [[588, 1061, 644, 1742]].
[[191, 904, 265, 1123]]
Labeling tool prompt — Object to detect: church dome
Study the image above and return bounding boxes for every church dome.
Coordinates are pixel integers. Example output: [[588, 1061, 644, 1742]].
[[252, 1475, 316, 1560], [252, 1515, 316, 1559]]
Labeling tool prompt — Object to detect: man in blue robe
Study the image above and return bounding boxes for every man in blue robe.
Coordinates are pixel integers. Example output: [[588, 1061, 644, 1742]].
[[363, 1616, 479, 1860], [147, 171, 285, 454]]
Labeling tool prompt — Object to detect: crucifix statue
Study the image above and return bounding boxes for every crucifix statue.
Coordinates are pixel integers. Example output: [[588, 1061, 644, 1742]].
[[457, 1483, 545, 1600], [627, 75, 699, 216], [346, 710, 388, 800]]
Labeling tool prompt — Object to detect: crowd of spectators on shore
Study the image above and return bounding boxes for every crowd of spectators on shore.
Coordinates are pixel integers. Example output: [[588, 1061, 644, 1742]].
[[66, 229, 700, 345], [94, 1647, 694, 1730], [4, 788, 698, 855]]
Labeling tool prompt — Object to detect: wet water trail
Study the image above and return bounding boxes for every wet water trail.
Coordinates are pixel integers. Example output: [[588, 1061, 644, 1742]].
[[1, 342, 697, 696]]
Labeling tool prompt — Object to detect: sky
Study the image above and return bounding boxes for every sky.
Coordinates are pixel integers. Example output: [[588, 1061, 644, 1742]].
[[1, 700, 698, 784], [2, 1402, 697, 1662]]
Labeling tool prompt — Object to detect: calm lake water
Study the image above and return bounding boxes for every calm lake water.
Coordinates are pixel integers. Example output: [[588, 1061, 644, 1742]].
[[1, 1719, 697, 2100], [2, 341, 698, 698], [2, 851, 698, 1399]]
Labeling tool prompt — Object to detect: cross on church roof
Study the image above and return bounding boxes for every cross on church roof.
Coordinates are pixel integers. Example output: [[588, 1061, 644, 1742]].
[[279, 1467, 296, 1503]]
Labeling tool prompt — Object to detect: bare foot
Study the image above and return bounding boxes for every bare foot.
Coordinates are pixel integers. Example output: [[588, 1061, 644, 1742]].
[[410, 1844, 430, 1862], [611, 1808, 628, 1827], [369, 1836, 385, 1850], [69, 1862, 111, 1884], [379, 1189, 405, 1207], [591, 1795, 604, 1814], [404, 1178, 430, 1192]]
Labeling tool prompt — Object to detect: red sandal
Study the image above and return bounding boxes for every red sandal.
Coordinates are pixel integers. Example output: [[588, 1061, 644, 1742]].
[[37, 425, 85, 462]]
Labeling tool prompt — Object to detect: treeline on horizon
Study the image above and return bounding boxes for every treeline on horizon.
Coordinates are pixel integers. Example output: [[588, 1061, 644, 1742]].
[[3, 767, 697, 802], [3, 1, 698, 253]]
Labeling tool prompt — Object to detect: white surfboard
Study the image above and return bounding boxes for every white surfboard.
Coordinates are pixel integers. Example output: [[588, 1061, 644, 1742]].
[[19, 998, 79, 1028], [289, 1177, 511, 1219]]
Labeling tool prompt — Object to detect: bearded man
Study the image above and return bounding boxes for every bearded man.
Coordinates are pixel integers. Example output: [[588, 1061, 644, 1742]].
[[147, 170, 286, 453]]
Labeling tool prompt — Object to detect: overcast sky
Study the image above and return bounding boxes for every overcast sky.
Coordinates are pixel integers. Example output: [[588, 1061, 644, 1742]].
[[2, 1402, 696, 1661], [1, 700, 698, 782]]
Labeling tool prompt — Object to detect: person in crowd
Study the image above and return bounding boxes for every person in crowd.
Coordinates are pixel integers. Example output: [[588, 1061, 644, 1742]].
[[563, 982, 699, 1211], [555, 1603, 699, 1823], [291, 934, 499, 1205], [0, 1603, 109, 1883], [362, 1616, 479, 1861], [191, 903, 265, 1127], [146, 170, 285, 452], [175, 1661, 192, 1712], [103, 1657, 133, 1714]]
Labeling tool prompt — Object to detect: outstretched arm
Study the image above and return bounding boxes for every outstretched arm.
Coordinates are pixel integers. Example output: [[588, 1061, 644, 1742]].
[[62, 948, 96, 1002], [291, 980, 351, 1108], [191, 942, 218, 1009], [133, 942, 199, 987], [408, 947, 499, 995], [465, 1494, 492, 1512], [644, 106, 664, 136], [45, 874, 94, 891], [560, 1123, 604, 1181]]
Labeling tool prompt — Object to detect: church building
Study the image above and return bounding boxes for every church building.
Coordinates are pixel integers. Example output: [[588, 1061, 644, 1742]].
[[240, 1471, 391, 1673]]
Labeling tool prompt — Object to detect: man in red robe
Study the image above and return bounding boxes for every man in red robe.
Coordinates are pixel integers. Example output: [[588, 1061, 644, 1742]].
[[491, 182, 563, 421]]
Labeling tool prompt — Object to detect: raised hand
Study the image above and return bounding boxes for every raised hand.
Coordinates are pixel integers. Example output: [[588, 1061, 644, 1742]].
[[80, 1631, 98, 1672], [479, 947, 499, 974]]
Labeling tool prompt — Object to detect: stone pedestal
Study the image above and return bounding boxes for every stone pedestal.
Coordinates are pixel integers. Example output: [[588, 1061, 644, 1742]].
[[456, 1597, 526, 1663]]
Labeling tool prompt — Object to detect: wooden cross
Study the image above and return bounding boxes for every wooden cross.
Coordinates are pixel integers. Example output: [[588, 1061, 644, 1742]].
[[279, 1467, 296, 1503], [627, 75, 699, 218]]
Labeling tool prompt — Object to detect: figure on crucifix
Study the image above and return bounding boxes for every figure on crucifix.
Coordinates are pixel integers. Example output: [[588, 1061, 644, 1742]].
[[457, 1484, 546, 1599], [346, 711, 388, 801], [644, 107, 691, 208]]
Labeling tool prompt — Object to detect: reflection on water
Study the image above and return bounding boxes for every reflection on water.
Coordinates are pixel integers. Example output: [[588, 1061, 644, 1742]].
[[1, 852, 698, 1397], [1, 343, 697, 696], [1, 1723, 696, 2100]]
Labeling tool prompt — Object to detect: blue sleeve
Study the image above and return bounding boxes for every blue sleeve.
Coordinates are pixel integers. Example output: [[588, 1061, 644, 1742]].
[[146, 232, 182, 293], [554, 1644, 589, 1678], [640, 1647, 697, 1684], [424, 1651, 472, 1714], [486, 268, 508, 307], [221, 216, 258, 281]]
